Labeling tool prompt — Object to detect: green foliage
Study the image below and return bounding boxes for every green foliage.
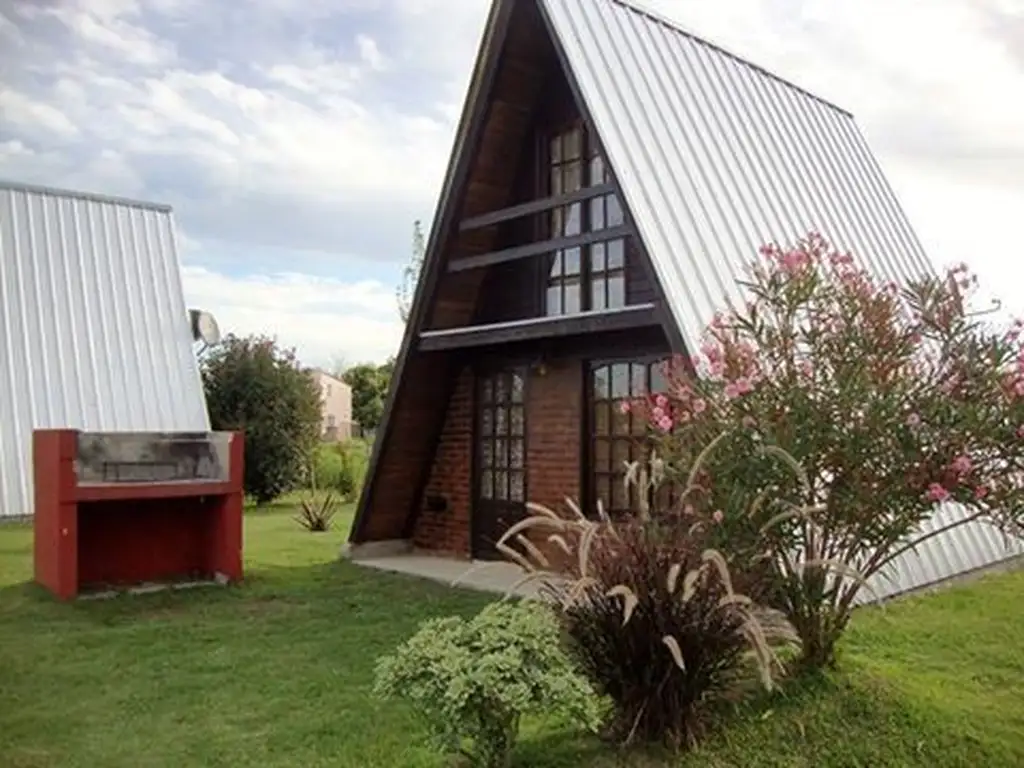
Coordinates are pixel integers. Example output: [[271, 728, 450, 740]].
[[626, 232, 1024, 669], [310, 439, 370, 500], [372, 600, 602, 767], [497, 463, 796, 752], [201, 334, 322, 505], [341, 362, 392, 432]]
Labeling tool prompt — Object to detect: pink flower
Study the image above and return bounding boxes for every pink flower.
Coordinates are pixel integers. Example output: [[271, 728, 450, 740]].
[[926, 483, 950, 503], [950, 455, 972, 475], [693, 398, 707, 414], [701, 343, 721, 362], [619, 401, 632, 414], [724, 382, 740, 399], [1014, 380, 1024, 397], [906, 413, 921, 428], [712, 510, 724, 524], [657, 416, 673, 432], [736, 377, 753, 394], [651, 406, 665, 421], [654, 393, 669, 408], [974, 485, 989, 501], [709, 361, 725, 378]]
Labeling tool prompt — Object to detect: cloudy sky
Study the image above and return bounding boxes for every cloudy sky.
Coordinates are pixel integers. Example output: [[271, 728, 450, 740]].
[[2, 0, 1022, 367]]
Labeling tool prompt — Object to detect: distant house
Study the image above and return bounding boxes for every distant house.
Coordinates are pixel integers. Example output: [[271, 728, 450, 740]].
[[311, 370, 353, 441], [345, 0, 1024, 599]]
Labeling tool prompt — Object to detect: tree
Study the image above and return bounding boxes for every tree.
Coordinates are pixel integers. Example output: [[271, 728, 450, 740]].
[[626, 232, 1024, 669], [396, 219, 426, 323], [342, 361, 393, 432], [201, 334, 323, 505]]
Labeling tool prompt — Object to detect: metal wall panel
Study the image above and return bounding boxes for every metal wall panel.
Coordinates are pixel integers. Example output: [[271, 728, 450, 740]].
[[0, 181, 210, 518], [539, 0, 1023, 598]]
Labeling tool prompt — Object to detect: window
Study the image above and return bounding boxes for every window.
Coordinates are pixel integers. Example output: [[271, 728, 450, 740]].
[[545, 124, 629, 316], [546, 127, 584, 316], [478, 369, 527, 503], [589, 358, 672, 517]]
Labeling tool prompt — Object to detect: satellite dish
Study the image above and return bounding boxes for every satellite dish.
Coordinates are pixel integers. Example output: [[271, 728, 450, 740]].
[[188, 309, 221, 346]]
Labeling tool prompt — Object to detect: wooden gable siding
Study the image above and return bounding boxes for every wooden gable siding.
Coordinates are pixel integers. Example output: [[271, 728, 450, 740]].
[[427, 1, 554, 332], [356, 0, 555, 542], [472, 69, 658, 325]]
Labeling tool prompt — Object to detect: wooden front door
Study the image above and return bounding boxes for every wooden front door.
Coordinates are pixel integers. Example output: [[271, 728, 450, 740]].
[[472, 367, 528, 560]]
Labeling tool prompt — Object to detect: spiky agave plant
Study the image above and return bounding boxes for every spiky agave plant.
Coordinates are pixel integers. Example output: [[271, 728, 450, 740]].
[[492, 442, 798, 750], [295, 490, 339, 532]]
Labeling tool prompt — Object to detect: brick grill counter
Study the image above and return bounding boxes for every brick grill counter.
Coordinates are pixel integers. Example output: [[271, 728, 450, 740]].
[[32, 429, 244, 600]]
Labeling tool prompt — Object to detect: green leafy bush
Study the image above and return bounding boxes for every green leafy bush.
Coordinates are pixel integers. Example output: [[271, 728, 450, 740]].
[[311, 443, 345, 490], [310, 439, 370, 500], [202, 334, 322, 505], [496, 456, 796, 752], [372, 600, 602, 767]]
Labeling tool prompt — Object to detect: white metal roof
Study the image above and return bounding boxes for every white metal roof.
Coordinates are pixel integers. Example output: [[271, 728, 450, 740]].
[[537, 0, 1022, 597], [541, 0, 938, 347], [0, 181, 210, 518]]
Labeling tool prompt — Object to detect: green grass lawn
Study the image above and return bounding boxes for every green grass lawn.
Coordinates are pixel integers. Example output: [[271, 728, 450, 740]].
[[1, 503, 1022, 767]]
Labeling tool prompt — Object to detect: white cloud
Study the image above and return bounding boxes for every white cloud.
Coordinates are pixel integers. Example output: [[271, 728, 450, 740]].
[[0, 89, 79, 139], [181, 266, 403, 366]]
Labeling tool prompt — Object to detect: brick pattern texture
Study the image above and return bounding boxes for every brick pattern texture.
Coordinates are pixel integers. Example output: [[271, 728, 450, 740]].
[[413, 367, 474, 557]]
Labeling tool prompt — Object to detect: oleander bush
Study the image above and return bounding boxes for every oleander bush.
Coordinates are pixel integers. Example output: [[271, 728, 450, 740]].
[[624, 232, 1024, 669]]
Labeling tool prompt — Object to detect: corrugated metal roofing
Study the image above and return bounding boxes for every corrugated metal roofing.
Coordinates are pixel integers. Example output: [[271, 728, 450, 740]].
[[0, 181, 210, 518], [539, 0, 1022, 597]]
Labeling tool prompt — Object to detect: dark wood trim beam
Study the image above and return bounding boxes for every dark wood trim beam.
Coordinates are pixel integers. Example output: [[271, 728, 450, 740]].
[[459, 183, 614, 232], [448, 225, 630, 273], [418, 304, 659, 351]]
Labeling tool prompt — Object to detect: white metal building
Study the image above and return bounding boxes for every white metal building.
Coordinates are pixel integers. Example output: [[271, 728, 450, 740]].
[[0, 181, 210, 518]]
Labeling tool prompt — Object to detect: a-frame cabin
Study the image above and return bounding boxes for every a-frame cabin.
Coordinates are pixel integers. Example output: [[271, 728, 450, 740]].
[[347, 0, 940, 562]]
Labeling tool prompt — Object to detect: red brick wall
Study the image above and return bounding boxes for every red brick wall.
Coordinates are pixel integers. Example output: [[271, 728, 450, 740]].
[[526, 358, 582, 515], [413, 367, 474, 557]]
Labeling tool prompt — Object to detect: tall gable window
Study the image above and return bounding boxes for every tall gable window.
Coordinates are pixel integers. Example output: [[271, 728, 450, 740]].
[[545, 124, 627, 317]]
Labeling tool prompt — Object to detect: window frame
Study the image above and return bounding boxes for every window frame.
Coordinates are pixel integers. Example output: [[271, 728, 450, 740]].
[[586, 355, 674, 519], [475, 368, 528, 505], [541, 121, 629, 317]]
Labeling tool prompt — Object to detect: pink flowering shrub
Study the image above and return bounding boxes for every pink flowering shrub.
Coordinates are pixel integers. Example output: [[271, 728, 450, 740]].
[[627, 232, 1024, 668]]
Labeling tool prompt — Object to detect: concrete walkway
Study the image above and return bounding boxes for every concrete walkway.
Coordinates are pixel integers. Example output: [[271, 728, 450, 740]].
[[353, 554, 543, 598]]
